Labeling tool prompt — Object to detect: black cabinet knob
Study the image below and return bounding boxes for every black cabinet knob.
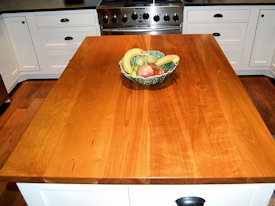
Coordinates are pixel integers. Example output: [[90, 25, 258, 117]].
[[176, 196, 206, 206], [64, 36, 73, 40], [213, 13, 223, 18], [212, 32, 221, 37], [60, 18, 70, 22]]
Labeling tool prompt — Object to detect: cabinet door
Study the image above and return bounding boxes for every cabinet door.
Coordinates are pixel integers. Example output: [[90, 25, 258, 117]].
[[129, 184, 275, 206], [17, 183, 130, 206], [4, 17, 40, 72], [0, 18, 20, 91], [250, 10, 275, 67]]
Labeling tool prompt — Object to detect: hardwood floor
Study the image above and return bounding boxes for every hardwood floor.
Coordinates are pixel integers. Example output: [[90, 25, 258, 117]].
[[240, 76, 275, 136], [0, 80, 56, 206], [0, 76, 274, 206]]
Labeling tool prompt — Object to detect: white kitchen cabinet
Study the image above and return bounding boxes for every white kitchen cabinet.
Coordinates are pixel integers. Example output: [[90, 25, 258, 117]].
[[0, 18, 20, 92], [250, 10, 275, 67], [33, 9, 100, 75], [17, 183, 274, 206], [38, 27, 98, 50], [1, 9, 100, 79], [3, 17, 40, 72], [17, 183, 129, 206], [183, 7, 250, 68], [129, 184, 275, 206]]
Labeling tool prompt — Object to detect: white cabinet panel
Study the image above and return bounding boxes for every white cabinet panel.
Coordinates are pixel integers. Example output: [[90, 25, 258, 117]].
[[187, 9, 250, 23], [129, 184, 275, 206], [250, 10, 275, 67], [0, 18, 20, 91], [186, 23, 247, 46], [35, 12, 98, 28], [44, 49, 76, 74], [220, 45, 243, 67], [4, 17, 40, 72], [17, 183, 130, 206], [38, 27, 97, 50]]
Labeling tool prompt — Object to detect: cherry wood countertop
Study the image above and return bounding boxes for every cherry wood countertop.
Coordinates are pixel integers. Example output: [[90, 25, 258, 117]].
[[0, 34, 274, 184]]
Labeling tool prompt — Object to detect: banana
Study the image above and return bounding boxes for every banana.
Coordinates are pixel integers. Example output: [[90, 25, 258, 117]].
[[155, 55, 180, 67], [122, 48, 144, 73]]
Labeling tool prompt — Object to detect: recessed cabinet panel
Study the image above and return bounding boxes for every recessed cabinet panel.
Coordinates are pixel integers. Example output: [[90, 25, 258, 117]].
[[35, 13, 97, 28], [187, 9, 250, 23], [250, 10, 275, 67], [129, 184, 274, 206], [0, 18, 20, 91], [220, 45, 243, 67], [4, 17, 40, 72], [17, 183, 130, 206], [38, 27, 98, 50], [186, 23, 247, 46], [44, 50, 76, 74]]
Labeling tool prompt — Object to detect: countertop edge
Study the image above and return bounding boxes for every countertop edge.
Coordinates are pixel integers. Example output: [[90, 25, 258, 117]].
[[1, 176, 274, 184]]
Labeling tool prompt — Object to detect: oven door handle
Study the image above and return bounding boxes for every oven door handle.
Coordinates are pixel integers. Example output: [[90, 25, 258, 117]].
[[102, 26, 181, 33]]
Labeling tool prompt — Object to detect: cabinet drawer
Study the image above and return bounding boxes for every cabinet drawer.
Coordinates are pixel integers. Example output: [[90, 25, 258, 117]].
[[44, 49, 76, 74], [129, 184, 274, 206], [220, 45, 243, 67], [38, 27, 98, 50], [18, 183, 130, 206], [187, 9, 249, 23], [35, 12, 97, 28], [186, 23, 247, 45]]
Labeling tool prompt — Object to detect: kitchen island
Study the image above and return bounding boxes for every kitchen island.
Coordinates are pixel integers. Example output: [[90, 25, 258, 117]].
[[0, 34, 274, 205]]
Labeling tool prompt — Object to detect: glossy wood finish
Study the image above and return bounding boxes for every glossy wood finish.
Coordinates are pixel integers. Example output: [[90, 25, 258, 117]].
[[0, 34, 274, 184]]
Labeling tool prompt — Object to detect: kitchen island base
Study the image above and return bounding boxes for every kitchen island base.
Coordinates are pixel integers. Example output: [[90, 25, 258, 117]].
[[17, 183, 275, 206]]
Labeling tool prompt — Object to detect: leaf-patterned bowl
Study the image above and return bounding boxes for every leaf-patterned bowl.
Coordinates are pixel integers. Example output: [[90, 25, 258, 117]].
[[119, 50, 178, 85]]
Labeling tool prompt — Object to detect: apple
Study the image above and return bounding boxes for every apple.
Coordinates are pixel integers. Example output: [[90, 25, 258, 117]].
[[137, 65, 154, 78], [149, 63, 167, 75]]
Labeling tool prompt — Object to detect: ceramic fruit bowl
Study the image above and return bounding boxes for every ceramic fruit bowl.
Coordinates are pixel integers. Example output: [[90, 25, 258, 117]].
[[119, 50, 178, 85]]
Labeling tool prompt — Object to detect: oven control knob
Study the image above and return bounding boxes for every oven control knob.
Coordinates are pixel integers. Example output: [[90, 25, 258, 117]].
[[111, 15, 118, 23], [121, 15, 128, 23], [153, 15, 160, 22], [143, 13, 149, 19], [103, 15, 109, 24], [173, 14, 179, 21], [132, 12, 138, 20], [164, 14, 170, 22]]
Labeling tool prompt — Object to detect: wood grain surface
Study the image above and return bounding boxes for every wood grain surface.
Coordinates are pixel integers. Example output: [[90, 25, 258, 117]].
[[0, 34, 274, 184]]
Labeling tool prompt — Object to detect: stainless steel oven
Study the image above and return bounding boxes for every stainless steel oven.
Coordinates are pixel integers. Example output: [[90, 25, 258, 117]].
[[97, 0, 183, 35]]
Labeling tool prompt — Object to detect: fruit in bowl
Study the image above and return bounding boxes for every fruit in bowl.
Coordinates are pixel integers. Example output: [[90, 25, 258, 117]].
[[120, 48, 180, 85]]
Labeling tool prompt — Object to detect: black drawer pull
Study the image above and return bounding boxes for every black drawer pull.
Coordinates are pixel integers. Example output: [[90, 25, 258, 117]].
[[213, 13, 223, 18], [64, 36, 73, 40], [60, 18, 70, 22], [176, 196, 206, 206], [213, 32, 221, 37]]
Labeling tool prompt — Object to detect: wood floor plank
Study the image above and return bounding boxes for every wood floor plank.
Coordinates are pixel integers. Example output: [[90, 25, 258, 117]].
[[240, 76, 275, 135]]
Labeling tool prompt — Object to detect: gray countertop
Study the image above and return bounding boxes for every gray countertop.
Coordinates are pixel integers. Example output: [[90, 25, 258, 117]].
[[0, 0, 101, 14], [184, 0, 275, 6], [0, 0, 275, 14]]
